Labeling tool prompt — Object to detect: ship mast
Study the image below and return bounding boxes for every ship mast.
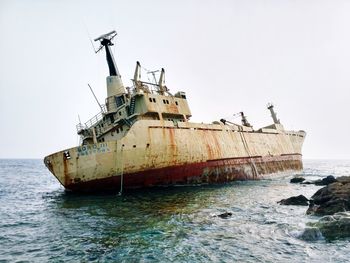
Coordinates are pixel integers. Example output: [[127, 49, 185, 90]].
[[267, 103, 280, 124], [94, 30, 120, 76], [94, 30, 126, 99]]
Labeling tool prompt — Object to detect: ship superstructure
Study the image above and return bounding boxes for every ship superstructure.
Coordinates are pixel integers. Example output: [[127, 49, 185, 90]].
[[44, 31, 306, 192], [76, 31, 191, 147]]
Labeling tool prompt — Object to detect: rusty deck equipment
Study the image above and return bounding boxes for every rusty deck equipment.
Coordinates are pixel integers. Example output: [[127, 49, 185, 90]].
[[44, 31, 306, 192]]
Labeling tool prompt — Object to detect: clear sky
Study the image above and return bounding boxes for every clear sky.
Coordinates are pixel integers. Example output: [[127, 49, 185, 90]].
[[0, 0, 349, 159]]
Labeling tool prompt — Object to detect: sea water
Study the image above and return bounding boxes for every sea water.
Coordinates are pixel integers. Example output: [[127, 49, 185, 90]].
[[0, 159, 349, 262]]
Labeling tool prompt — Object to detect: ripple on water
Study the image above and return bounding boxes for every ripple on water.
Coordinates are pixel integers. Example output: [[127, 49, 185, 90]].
[[1, 159, 350, 262]]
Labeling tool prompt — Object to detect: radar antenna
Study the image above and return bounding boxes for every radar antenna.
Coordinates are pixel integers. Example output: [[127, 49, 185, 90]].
[[94, 30, 120, 77], [147, 70, 160, 85]]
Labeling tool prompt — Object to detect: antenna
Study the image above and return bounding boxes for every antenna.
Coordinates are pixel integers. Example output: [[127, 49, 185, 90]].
[[83, 22, 98, 53], [89, 38, 98, 53], [94, 30, 117, 53], [94, 30, 120, 76], [88, 84, 104, 113], [147, 70, 160, 85], [232, 112, 241, 119]]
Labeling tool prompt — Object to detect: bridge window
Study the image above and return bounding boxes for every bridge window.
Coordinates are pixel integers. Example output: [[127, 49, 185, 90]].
[[115, 95, 125, 107]]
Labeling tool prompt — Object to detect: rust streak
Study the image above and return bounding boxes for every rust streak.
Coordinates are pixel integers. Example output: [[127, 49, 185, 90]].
[[65, 154, 303, 192], [63, 156, 70, 186]]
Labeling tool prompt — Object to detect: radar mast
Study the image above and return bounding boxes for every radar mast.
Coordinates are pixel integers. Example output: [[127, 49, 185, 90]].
[[94, 30, 120, 77], [94, 30, 125, 99]]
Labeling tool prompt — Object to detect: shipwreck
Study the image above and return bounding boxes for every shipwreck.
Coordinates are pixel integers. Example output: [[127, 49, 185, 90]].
[[44, 31, 306, 192]]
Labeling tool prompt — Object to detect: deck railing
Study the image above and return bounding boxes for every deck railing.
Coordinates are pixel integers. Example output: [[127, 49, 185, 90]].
[[76, 104, 107, 132]]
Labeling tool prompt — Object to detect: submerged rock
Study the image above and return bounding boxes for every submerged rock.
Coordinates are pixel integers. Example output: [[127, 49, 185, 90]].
[[301, 181, 313, 185], [300, 227, 324, 241], [290, 177, 305, 183], [307, 176, 350, 216], [217, 212, 232, 219], [278, 195, 309, 206], [312, 212, 350, 240]]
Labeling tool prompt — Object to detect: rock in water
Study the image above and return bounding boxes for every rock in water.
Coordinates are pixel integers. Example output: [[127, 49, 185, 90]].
[[313, 212, 350, 240], [307, 176, 350, 216], [300, 227, 324, 241], [314, 175, 337, 186], [278, 195, 309, 206], [290, 177, 305, 183], [217, 212, 232, 219]]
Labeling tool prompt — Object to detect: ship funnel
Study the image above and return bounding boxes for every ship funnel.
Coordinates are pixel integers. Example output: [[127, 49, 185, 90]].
[[106, 76, 125, 97], [267, 103, 280, 124], [94, 30, 126, 97]]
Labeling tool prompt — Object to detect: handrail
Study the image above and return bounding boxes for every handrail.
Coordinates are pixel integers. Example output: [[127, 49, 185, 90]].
[[76, 104, 107, 132]]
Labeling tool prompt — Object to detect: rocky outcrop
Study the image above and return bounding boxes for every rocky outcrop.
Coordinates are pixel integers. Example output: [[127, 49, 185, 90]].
[[290, 175, 337, 185], [313, 175, 337, 186], [296, 175, 337, 185], [292, 176, 350, 241], [310, 212, 350, 240], [307, 176, 350, 216], [290, 177, 305, 183], [278, 195, 309, 206]]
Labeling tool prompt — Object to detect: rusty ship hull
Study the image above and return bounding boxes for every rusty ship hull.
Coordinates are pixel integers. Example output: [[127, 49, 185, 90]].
[[44, 120, 305, 192], [44, 31, 306, 192]]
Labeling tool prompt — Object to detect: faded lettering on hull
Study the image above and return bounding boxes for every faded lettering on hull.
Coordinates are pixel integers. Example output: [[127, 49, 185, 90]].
[[44, 120, 306, 192], [77, 143, 110, 156]]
